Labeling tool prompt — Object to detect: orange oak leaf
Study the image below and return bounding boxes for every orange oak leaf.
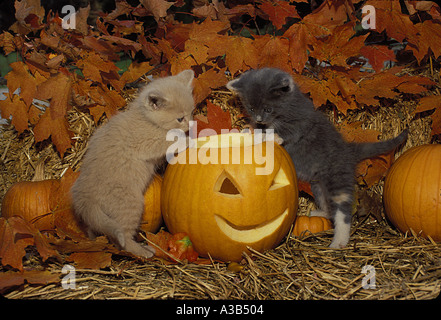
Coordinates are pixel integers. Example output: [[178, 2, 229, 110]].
[[68, 252, 112, 269], [408, 20, 441, 63], [192, 68, 228, 105], [0, 270, 59, 293], [258, 0, 300, 30], [33, 111, 73, 157], [35, 73, 72, 119], [5, 61, 46, 107], [303, 0, 355, 29], [208, 35, 259, 75], [120, 61, 154, 86], [140, 0, 175, 21], [193, 100, 233, 137], [0, 216, 58, 271], [292, 70, 357, 114], [310, 23, 368, 67], [353, 70, 404, 106], [0, 217, 35, 271], [50, 168, 85, 240], [253, 35, 291, 72], [76, 51, 120, 86], [360, 45, 397, 73], [0, 94, 30, 133], [284, 21, 330, 72], [413, 95, 441, 136], [369, 0, 418, 43]]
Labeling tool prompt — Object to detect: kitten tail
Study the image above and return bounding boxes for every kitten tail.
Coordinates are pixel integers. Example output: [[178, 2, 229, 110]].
[[353, 129, 408, 161]]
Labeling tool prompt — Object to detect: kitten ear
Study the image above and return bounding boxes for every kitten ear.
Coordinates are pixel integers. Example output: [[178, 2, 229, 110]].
[[175, 69, 194, 88], [270, 75, 295, 96], [226, 78, 242, 93], [147, 91, 166, 110]]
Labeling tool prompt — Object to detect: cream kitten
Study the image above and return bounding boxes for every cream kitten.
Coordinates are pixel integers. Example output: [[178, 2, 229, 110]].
[[71, 70, 195, 258]]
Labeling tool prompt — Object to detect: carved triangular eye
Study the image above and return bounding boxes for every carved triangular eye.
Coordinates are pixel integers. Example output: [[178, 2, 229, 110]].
[[269, 167, 290, 190], [215, 171, 242, 197]]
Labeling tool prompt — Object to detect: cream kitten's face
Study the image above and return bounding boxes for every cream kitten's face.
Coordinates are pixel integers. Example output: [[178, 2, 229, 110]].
[[136, 70, 195, 132]]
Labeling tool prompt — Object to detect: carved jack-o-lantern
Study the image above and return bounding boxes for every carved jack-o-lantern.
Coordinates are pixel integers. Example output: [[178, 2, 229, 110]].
[[162, 133, 298, 262]]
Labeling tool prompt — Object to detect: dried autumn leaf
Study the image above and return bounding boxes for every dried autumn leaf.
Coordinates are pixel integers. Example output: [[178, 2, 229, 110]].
[[0, 270, 59, 294], [35, 72, 72, 119], [284, 21, 330, 72], [253, 35, 291, 72], [68, 251, 112, 269], [120, 61, 154, 86], [360, 45, 397, 73], [258, 0, 300, 30], [5, 61, 46, 107], [50, 168, 85, 240], [310, 23, 368, 67], [33, 111, 73, 157], [76, 51, 120, 85], [303, 0, 354, 29], [0, 94, 30, 133], [369, 0, 418, 43], [193, 100, 233, 137], [413, 95, 441, 136], [208, 35, 259, 76], [0, 217, 35, 271], [408, 20, 441, 63], [0, 217, 58, 271], [192, 68, 227, 105], [140, 0, 175, 21]]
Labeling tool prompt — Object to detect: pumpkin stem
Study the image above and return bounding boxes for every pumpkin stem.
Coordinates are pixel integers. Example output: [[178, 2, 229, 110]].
[[32, 159, 46, 182]]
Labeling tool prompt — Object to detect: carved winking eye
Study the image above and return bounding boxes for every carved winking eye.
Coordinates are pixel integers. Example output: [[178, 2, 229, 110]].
[[215, 171, 241, 197], [269, 167, 290, 190]]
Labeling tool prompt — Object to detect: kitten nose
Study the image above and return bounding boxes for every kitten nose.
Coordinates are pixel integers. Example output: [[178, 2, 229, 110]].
[[256, 115, 263, 123]]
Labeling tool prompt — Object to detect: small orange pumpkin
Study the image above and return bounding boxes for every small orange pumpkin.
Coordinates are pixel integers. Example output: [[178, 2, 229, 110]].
[[384, 144, 441, 241], [1, 162, 59, 230], [140, 174, 163, 233], [292, 216, 333, 237]]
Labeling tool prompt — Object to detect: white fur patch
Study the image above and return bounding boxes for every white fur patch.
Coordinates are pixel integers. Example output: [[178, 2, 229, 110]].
[[332, 192, 351, 205], [329, 209, 351, 249]]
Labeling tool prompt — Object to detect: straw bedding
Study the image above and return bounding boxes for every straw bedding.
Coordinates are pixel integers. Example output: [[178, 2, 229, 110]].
[[1, 67, 440, 300]]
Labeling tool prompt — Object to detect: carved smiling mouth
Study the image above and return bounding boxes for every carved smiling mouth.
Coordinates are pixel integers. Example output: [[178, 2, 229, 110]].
[[214, 209, 289, 243]]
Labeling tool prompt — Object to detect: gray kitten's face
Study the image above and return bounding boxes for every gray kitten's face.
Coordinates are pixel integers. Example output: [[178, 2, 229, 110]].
[[227, 68, 295, 127]]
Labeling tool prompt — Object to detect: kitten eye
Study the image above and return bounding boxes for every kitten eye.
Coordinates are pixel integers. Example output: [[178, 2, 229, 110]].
[[249, 108, 255, 113], [176, 117, 185, 123], [264, 107, 273, 113]]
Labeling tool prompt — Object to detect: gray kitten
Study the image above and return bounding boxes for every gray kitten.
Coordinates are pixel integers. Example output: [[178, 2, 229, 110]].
[[227, 68, 408, 248], [71, 70, 195, 258]]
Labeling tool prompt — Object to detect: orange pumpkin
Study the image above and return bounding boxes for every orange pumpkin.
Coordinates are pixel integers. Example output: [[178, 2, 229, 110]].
[[162, 133, 298, 262], [1, 163, 59, 230], [292, 216, 333, 237], [140, 174, 163, 233], [384, 144, 441, 242]]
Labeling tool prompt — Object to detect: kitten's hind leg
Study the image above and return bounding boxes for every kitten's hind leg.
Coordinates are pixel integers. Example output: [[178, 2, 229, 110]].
[[310, 182, 330, 218], [122, 231, 155, 258], [329, 191, 353, 249]]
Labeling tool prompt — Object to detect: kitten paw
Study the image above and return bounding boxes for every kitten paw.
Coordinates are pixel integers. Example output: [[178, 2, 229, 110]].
[[274, 133, 284, 145], [329, 241, 347, 249]]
